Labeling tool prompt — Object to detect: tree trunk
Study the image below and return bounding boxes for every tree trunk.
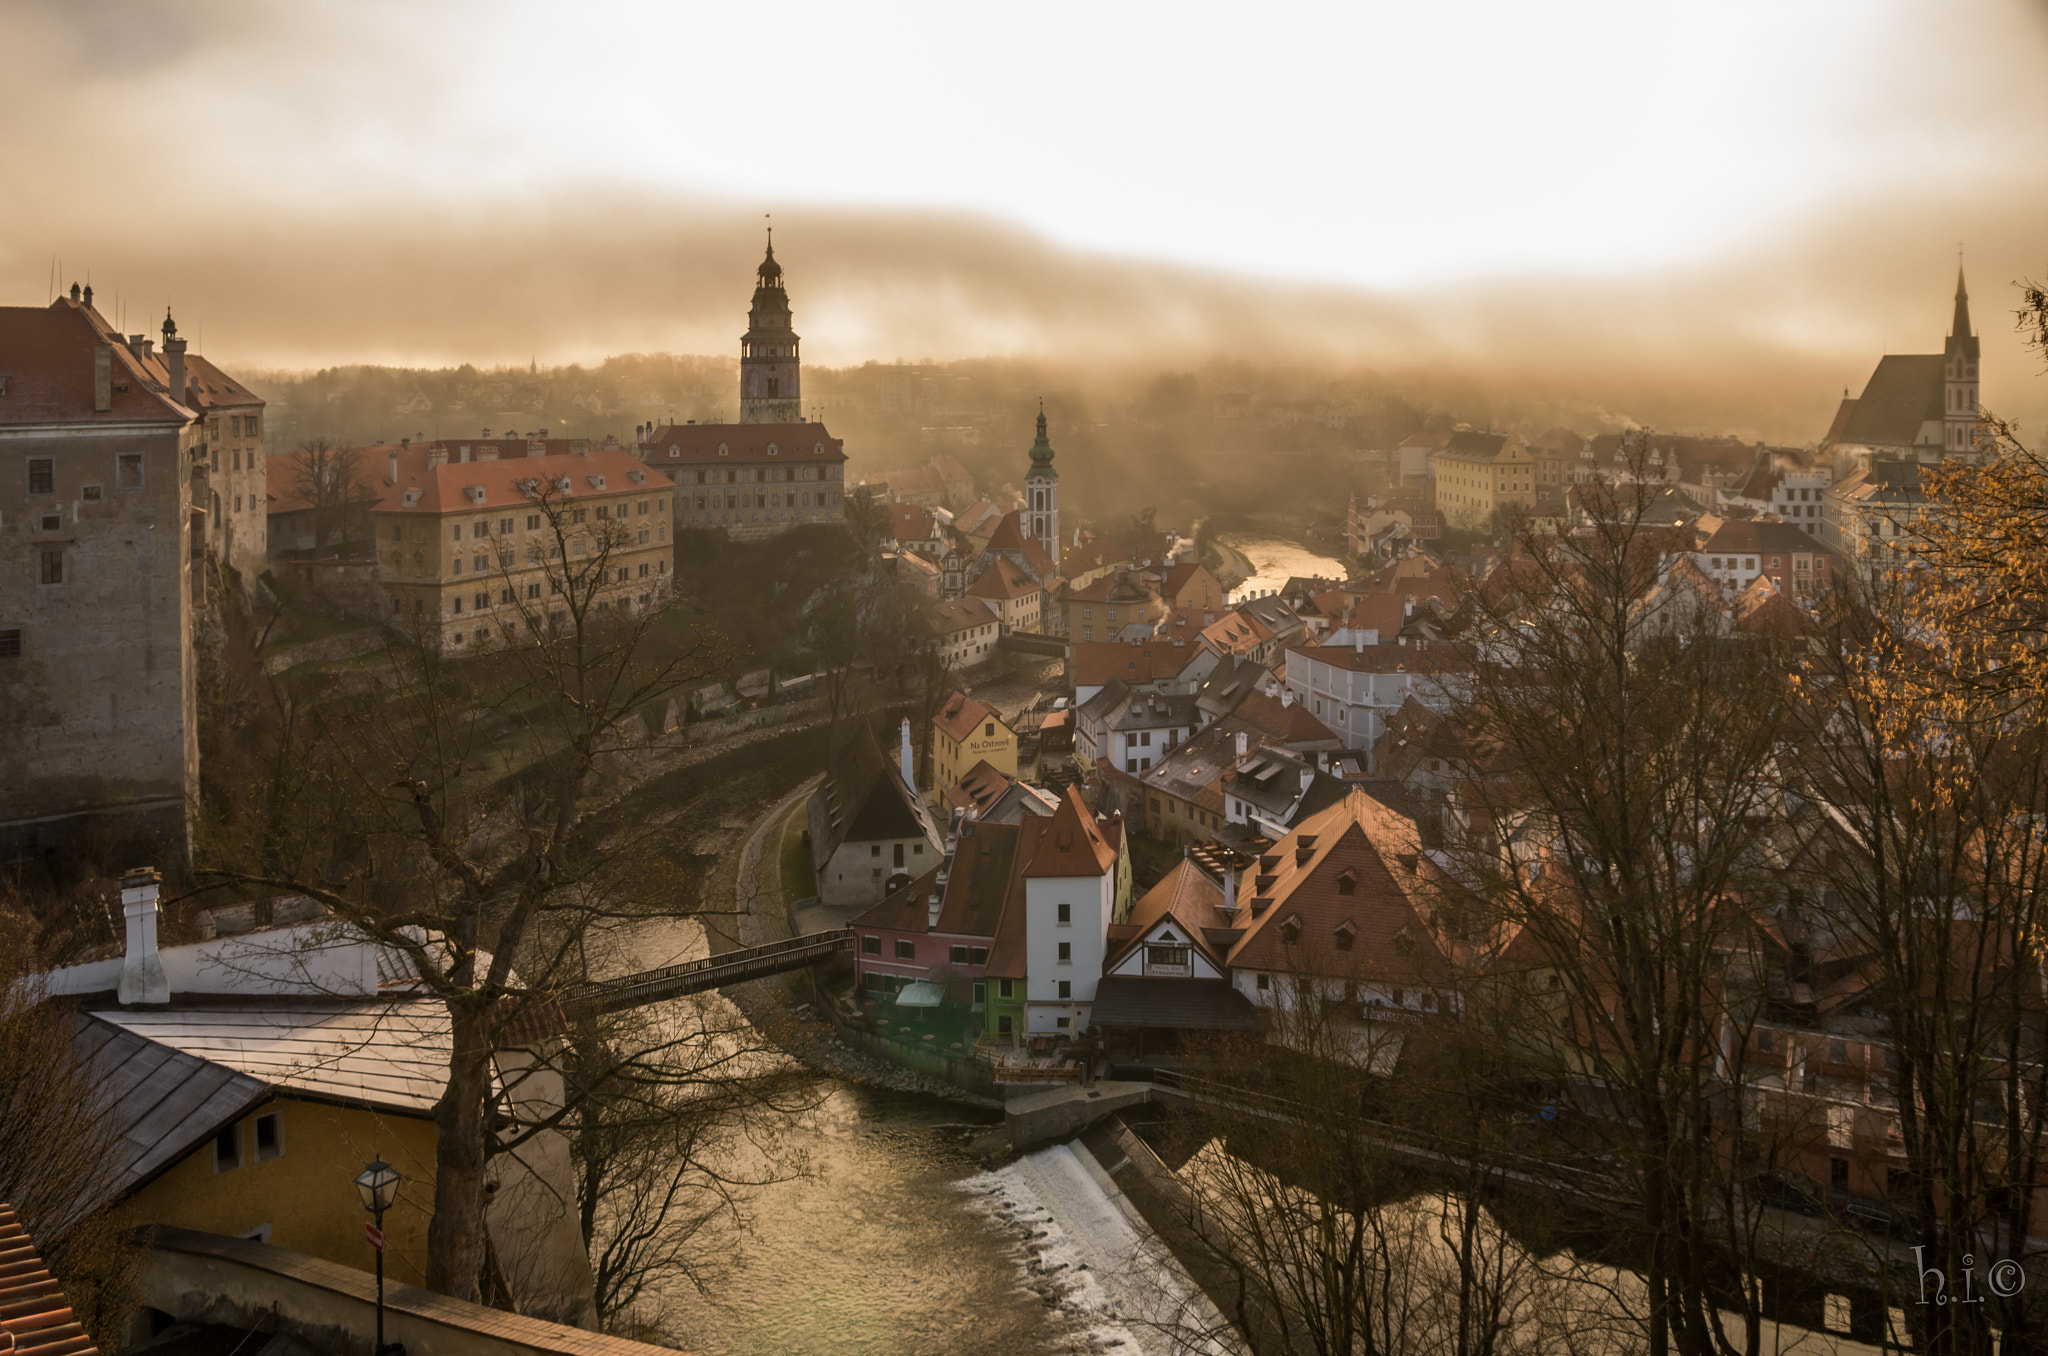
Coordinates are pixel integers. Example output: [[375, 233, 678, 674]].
[[425, 1008, 494, 1302]]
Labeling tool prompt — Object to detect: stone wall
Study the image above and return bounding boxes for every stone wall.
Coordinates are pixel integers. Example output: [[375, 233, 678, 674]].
[[0, 420, 198, 864], [137, 1227, 660, 1356]]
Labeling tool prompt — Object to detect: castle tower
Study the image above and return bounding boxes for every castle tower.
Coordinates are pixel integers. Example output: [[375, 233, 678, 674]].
[[740, 230, 802, 424], [1025, 404, 1059, 566], [1944, 264, 1981, 455]]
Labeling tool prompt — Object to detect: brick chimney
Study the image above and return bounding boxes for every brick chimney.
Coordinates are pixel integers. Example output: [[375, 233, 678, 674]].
[[117, 867, 170, 1005]]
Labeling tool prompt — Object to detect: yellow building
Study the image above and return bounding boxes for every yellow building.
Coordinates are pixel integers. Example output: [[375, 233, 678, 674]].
[[932, 691, 1017, 788], [373, 445, 673, 650], [1429, 431, 1534, 532]]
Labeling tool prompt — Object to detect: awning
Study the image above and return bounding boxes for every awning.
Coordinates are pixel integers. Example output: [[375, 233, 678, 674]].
[[895, 980, 946, 1008], [1088, 976, 1260, 1031]]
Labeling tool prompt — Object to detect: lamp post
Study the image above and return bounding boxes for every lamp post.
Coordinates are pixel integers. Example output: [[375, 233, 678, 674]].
[[354, 1158, 402, 1355]]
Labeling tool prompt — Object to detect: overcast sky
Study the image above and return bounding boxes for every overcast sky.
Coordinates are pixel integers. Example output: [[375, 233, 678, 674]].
[[5, 0, 2046, 435]]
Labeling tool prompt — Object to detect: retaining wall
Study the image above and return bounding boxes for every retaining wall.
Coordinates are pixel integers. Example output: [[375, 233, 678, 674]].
[[137, 1227, 662, 1356]]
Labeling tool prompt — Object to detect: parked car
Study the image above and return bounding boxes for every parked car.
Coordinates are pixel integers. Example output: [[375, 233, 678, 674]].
[[1837, 1195, 1924, 1240], [1746, 1168, 1830, 1217]]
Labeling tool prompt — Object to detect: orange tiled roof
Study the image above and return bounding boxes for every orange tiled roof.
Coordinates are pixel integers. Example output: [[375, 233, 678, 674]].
[[934, 691, 1002, 742], [0, 1201, 101, 1353], [643, 422, 846, 465], [374, 447, 659, 515], [1025, 786, 1117, 878]]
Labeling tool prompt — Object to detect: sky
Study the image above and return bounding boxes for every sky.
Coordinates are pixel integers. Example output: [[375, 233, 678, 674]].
[[5, 0, 2048, 438]]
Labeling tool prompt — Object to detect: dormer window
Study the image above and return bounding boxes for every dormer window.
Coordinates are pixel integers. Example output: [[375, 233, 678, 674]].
[[465, 486, 486, 504], [767, 443, 779, 456], [814, 442, 825, 455], [1335, 921, 1356, 951], [402, 488, 421, 507], [629, 471, 647, 485], [718, 443, 730, 457], [587, 474, 606, 490], [1337, 869, 1358, 896], [1279, 915, 1302, 946]]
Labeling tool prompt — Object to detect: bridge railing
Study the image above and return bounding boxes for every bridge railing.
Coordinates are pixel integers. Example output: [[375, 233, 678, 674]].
[[563, 929, 852, 1013]]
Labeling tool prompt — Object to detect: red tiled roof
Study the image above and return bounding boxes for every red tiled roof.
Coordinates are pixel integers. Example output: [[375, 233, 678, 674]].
[[0, 301, 195, 427], [375, 448, 659, 515], [1025, 787, 1117, 878], [934, 691, 1003, 743], [1062, 536, 1130, 576], [0, 1201, 101, 1353], [179, 353, 262, 413], [983, 510, 1057, 575], [924, 596, 999, 636], [642, 422, 846, 465], [1227, 690, 1338, 745], [884, 503, 939, 542], [1070, 640, 1209, 687], [1225, 790, 1453, 984], [967, 555, 1040, 600]]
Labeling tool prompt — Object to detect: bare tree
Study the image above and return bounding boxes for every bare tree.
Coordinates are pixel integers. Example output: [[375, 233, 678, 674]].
[[1438, 463, 1813, 1356], [291, 437, 372, 556], [0, 926, 141, 1346], [196, 475, 747, 1304]]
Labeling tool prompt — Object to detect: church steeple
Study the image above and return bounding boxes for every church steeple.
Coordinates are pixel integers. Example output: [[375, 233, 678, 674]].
[[1024, 401, 1059, 565], [740, 223, 802, 424], [1944, 260, 1981, 456]]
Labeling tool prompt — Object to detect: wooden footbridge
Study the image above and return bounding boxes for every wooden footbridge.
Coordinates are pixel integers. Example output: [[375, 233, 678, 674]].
[[564, 929, 853, 1018]]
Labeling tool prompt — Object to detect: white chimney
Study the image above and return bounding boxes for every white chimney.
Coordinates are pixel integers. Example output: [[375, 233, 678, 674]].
[[1234, 730, 1249, 759], [1222, 864, 1239, 915], [1354, 631, 1365, 653], [1300, 768, 1315, 793], [388, 449, 399, 484], [900, 717, 916, 789], [117, 867, 170, 1005]]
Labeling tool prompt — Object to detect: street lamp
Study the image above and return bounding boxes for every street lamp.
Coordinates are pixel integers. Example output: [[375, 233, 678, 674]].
[[354, 1158, 402, 1355]]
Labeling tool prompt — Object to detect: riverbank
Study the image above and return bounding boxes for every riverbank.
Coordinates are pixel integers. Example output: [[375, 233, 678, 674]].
[[712, 777, 1004, 1115]]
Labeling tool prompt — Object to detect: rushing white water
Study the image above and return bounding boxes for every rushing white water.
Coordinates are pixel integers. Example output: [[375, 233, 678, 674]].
[[1216, 532, 1346, 602], [963, 1145, 1239, 1356]]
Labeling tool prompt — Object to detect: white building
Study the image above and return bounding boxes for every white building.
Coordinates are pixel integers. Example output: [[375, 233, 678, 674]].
[[1021, 789, 1119, 1034], [1283, 635, 1469, 765]]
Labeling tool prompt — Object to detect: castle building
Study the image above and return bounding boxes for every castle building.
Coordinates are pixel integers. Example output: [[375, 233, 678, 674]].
[[740, 233, 801, 424], [0, 288, 210, 862], [641, 234, 847, 541]]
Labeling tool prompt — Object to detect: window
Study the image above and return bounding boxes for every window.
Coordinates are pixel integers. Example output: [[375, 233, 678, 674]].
[[81, 484, 101, 501], [871, 845, 881, 857], [1829, 1039, 1847, 1063], [861, 935, 881, 955], [1057, 980, 1071, 999], [1335, 927, 1355, 952], [893, 843, 905, 868], [999, 979, 1014, 998], [1056, 903, 1071, 924], [1255, 972, 1270, 991], [1756, 1029, 1773, 1053], [1146, 944, 1189, 968], [214, 1124, 242, 1173], [1057, 942, 1071, 962], [117, 453, 144, 489], [27, 458, 54, 495], [1056, 1017, 1070, 1029], [37, 548, 62, 585], [254, 1112, 283, 1162], [951, 945, 970, 964], [894, 939, 916, 960]]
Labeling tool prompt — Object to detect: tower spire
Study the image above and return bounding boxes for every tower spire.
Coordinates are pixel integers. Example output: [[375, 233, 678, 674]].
[[1952, 254, 1972, 341]]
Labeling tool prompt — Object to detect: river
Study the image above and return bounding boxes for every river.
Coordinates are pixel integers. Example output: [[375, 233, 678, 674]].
[[1213, 531, 1346, 601], [602, 917, 1214, 1356]]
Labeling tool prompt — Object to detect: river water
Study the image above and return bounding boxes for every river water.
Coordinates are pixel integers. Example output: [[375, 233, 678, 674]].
[[1214, 531, 1346, 602], [602, 917, 1208, 1356]]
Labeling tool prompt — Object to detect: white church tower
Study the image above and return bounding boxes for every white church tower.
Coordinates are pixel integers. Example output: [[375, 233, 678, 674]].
[[1024, 404, 1059, 566]]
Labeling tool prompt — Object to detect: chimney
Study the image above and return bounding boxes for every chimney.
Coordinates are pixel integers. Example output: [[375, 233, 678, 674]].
[[1300, 768, 1314, 794], [1234, 730, 1249, 759], [164, 332, 187, 405], [388, 449, 399, 484], [427, 447, 448, 468], [82, 284, 93, 309], [1354, 631, 1365, 653], [93, 344, 111, 413], [900, 717, 915, 789], [117, 867, 170, 1005], [1222, 864, 1239, 914]]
